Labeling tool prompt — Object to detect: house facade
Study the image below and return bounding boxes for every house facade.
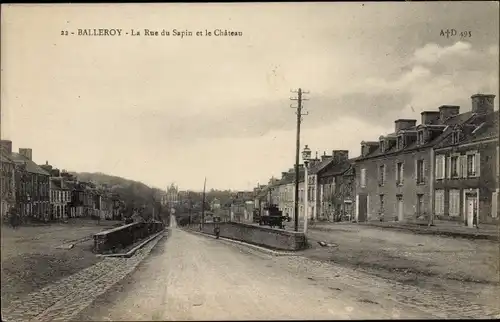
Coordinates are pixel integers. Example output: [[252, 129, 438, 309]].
[[354, 94, 493, 224], [0, 141, 16, 219], [278, 169, 296, 218], [318, 157, 356, 222], [433, 94, 498, 226], [49, 177, 71, 220], [10, 148, 50, 221]]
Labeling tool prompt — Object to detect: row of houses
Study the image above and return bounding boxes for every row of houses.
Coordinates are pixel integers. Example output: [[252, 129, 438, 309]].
[[254, 93, 499, 228], [0, 141, 126, 222]]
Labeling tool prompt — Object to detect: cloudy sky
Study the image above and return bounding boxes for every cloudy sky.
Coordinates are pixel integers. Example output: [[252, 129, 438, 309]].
[[1, 2, 498, 191]]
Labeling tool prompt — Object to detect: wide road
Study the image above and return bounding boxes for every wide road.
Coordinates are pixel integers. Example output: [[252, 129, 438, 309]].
[[76, 227, 441, 320]]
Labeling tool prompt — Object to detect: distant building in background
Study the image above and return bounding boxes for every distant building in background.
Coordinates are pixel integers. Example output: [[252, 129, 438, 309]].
[[210, 198, 221, 211], [166, 183, 179, 204]]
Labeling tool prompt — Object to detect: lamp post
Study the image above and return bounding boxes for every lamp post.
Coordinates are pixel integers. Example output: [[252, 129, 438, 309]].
[[302, 145, 311, 234]]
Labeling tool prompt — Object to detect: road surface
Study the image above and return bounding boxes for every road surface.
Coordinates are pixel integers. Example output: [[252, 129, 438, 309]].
[[76, 227, 444, 321]]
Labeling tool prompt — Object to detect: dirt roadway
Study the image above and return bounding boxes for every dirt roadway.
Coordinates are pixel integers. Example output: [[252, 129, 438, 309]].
[[300, 223, 499, 285], [76, 227, 500, 321]]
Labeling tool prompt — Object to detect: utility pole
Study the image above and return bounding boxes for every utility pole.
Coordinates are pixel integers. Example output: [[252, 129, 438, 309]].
[[201, 177, 207, 230], [290, 88, 309, 232]]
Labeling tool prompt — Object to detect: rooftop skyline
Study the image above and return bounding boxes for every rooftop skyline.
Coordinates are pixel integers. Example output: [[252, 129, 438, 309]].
[[1, 2, 498, 191]]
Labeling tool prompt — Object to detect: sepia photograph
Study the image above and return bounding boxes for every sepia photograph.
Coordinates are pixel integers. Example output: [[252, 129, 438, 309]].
[[1, 2, 499, 321]]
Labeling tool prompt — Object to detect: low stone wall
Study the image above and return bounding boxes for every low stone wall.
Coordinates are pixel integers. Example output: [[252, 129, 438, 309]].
[[93, 221, 165, 254], [188, 221, 307, 251]]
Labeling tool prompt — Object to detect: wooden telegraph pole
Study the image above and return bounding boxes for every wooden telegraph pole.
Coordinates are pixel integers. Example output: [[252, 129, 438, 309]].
[[290, 88, 309, 232], [200, 177, 207, 230]]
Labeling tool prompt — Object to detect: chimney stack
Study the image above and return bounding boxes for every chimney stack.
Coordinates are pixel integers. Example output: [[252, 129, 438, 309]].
[[471, 94, 495, 115], [332, 150, 349, 163], [395, 119, 417, 132], [18, 148, 32, 161], [420, 111, 441, 125], [439, 105, 460, 122], [0, 140, 12, 154]]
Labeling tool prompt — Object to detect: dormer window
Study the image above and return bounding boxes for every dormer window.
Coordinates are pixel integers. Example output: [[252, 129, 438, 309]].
[[451, 130, 461, 144], [397, 135, 404, 150], [417, 130, 424, 145], [380, 140, 385, 153]]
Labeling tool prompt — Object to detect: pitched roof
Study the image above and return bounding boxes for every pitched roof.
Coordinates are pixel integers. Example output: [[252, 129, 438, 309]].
[[50, 177, 70, 190], [435, 110, 498, 148], [309, 156, 334, 175], [321, 161, 352, 177], [358, 111, 475, 160], [9, 153, 50, 176]]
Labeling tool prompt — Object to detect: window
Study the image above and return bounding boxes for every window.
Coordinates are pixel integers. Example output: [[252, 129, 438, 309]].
[[397, 136, 404, 149], [452, 131, 461, 144], [396, 162, 404, 185], [360, 168, 366, 188], [380, 140, 385, 153], [435, 155, 445, 179], [467, 154, 475, 177], [417, 131, 424, 145], [416, 160, 425, 184], [378, 165, 386, 186], [435, 189, 445, 215], [449, 190, 460, 216], [417, 194, 423, 215], [379, 194, 384, 213], [492, 191, 498, 218], [450, 156, 459, 178]]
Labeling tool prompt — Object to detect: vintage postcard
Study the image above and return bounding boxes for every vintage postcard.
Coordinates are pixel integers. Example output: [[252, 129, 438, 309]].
[[1, 2, 499, 321]]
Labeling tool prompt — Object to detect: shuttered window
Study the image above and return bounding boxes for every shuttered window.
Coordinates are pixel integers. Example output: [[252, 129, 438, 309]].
[[435, 189, 445, 215], [449, 190, 460, 217], [435, 155, 445, 179], [360, 168, 366, 188], [492, 191, 498, 218], [396, 162, 404, 185]]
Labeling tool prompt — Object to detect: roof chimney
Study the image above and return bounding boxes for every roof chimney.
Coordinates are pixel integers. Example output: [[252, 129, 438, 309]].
[[439, 105, 460, 122], [471, 94, 495, 115], [332, 150, 349, 163], [395, 119, 417, 132], [420, 111, 441, 125], [0, 140, 12, 154], [18, 148, 32, 161]]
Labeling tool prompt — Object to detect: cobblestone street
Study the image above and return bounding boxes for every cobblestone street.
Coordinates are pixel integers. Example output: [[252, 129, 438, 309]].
[[1, 232, 166, 322]]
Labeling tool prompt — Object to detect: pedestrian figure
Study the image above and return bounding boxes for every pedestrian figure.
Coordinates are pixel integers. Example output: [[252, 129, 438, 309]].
[[473, 209, 479, 229], [214, 226, 220, 239]]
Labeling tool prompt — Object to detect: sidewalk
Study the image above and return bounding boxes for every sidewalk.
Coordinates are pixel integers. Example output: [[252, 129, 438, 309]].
[[308, 220, 499, 241]]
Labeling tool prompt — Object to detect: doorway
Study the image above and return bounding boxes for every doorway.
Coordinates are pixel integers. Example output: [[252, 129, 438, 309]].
[[465, 193, 478, 227], [397, 195, 404, 221]]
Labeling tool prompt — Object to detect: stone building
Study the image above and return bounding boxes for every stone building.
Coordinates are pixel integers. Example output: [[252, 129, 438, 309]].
[[433, 94, 498, 226], [318, 157, 356, 222], [9, 148, 50, 221], [354, 93, 497, 224], [0, 141, 16, 219]]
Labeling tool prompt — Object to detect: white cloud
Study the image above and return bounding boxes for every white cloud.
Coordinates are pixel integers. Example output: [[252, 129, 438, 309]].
[[412, 41, 473, 65]]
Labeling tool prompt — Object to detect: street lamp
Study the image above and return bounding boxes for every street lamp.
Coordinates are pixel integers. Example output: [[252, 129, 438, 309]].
[[302, 145, 311, 234]]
